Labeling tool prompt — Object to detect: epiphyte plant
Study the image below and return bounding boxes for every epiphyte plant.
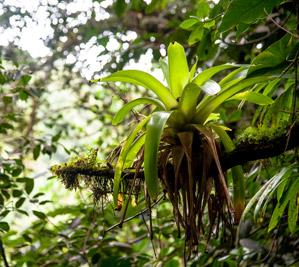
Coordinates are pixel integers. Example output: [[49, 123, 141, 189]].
[[97, 42, 274, 247]]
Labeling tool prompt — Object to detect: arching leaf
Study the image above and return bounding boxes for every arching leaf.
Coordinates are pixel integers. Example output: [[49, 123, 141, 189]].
[[113, 117, 150, 205], [192, 64, 238, 86], [112, 97, 166, 125], [100, 70, 177, 109], [144, 111, 171, 200], [195, 76, 272, 123], [189, 56, 198, 81]]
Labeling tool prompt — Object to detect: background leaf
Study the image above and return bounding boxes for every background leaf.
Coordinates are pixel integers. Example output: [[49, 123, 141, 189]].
[[219, 0, 282, 32]]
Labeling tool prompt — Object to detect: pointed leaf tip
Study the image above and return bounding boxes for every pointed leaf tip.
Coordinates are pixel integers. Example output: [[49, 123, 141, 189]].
[[168, 42, 189, 98]]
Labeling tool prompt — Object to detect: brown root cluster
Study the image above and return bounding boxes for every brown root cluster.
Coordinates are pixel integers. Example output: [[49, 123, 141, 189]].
[[158, 129, 235, 256]]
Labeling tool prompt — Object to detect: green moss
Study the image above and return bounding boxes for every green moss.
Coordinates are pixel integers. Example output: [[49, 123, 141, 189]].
[[52, 148, 100, 173], [237, 121, 290, 145], [51, 149, 139, 202], [51, 149, 110, 197]]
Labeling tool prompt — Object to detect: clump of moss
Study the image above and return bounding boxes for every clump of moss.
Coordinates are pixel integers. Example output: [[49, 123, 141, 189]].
[[51, 149, 141, 202], [51, 149, 113, 201], [237, 120, 290, 145]]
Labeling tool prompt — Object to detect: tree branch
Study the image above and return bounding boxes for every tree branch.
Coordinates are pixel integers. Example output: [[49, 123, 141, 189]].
[[222, 122, 299, 169], [55, 123, 299, 181]]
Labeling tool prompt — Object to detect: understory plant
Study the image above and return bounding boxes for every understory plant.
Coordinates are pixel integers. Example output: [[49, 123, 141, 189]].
[[97, 42, 274, 250]]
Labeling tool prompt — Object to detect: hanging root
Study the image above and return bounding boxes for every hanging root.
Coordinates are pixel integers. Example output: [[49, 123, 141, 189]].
[[159, 130, 235, 257]]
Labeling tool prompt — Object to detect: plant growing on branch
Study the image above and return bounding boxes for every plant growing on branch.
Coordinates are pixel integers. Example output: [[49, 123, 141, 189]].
[[95, 42, 275, 251]]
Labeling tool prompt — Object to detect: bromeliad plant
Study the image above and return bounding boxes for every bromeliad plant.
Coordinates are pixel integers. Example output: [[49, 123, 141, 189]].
[[97, 42, 274, 248]]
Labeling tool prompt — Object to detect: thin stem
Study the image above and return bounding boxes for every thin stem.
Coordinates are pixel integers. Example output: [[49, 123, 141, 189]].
[[0, 238, 9, 267], [119, 149, 144, 227], [104, 194, 163, 233], [265, 10, 299, 39]]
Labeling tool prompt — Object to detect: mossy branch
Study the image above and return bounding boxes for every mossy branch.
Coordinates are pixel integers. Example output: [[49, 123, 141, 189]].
[[222, 121, 299, 169], [52, 122, 299, 198]]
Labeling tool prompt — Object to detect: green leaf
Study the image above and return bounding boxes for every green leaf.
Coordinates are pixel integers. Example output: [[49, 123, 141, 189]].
[[15, 197, 26, 208], [180, 18, 199, 30], [19, 90, 29, 101], [12, 190, 22, 197], [113, 0, 127, 17], [145, 0, 168, 13], [219, 0, 282, 32], [229, 91, 274, 105], [0, 195, 4, 207], [196, 31, 218, 61], [268, 197, 289, 232], [144, 111, 171, 200], [33, 144, 41, 160], [123, 134, 146, 168], [39, 200, 52, 205], [0, 222, 10, 232], [203, 19, 215, 29], [0, 72, 7, 84], [33, 210, 46, 220], [240, 167, 290, 224], [23, 234, 33, 243], [0, 122, 14, 130], [187, 25, 204, 45], [17, 209, 29, 216], [248, 34, 299, 77], [167, 109, 188, 129], [3, 96, 13, 104], [52, 131, 62, 142], [195, 76, 271, 123], [20, 75, 32, 86], [113, 117, 150, 205], [0, 210, 10, 218], [112, 97, 166, 125], [25, 178, 34, 194], [179, 83, 201, 119], [204, 113, 221, 124], [277, 178, 288, 203], [288, 196, 298, 234], [100, 70, 177, 109], [200, 80, 220, 95], [210, 124, 234, 152], [263, 78, 280, 96], [193, 64, 238, 87], [33, 192, 45, 198], [254, 167, 291, 220], [219, 66, 248, 87], [164, 258, 180, 267], [168, 42, 190, 98], [12, 167, 23, 177], [189, 56, 198, 81]]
